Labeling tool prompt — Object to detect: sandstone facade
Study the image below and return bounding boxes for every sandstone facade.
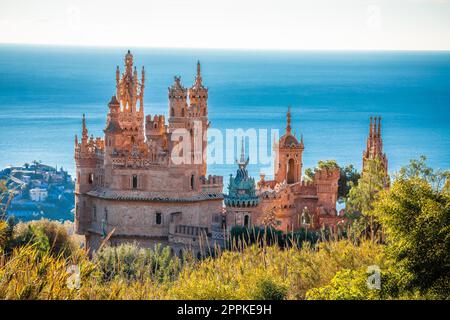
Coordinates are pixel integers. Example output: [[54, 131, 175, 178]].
[[74, 51, 223, 253]]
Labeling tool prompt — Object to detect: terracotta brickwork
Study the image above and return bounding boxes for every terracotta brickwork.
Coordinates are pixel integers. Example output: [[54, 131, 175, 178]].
[[226, 108, 343, 232], [74, 51, 223, 252]]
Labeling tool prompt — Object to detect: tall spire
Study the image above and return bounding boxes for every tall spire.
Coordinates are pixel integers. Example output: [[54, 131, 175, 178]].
[[286, 106, 292, 134], [82, 113, 88, 141], [236, 137, 249, 168], [378, 116, 381, 137], [193, 60, 203, 88], [373, 116, 378, 138], [240, 137, 245, 164], [369, 116, 373, 137]]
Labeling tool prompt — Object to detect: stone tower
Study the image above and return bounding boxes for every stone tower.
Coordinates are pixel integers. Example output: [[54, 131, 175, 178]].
[[74, 114, 103, 234], [167, 63, 209, 176], [115, 50, 145, 150], [274, 107, 304, 184], [363, 116, 388, 174]]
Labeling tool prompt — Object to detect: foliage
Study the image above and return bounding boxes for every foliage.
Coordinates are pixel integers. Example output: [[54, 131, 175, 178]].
[[93, 243, 182, 283], [346, 158, 387, 241], [306, 268, 381, 300], [0, 221, 8, 251], [304, 160, 340, 182], [230, 226, 283, 247], [373, 157, 450, 298], [168, 240, 384, 299], [11, 219, 78, 258], [0, 238, 385, 300], [338, 164, 361, 201], [317, 160, 339, 170], [254, 279, 287, 300]]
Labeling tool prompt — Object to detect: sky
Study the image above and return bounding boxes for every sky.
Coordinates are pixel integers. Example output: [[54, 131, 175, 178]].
[[0, 0, 449, 50]]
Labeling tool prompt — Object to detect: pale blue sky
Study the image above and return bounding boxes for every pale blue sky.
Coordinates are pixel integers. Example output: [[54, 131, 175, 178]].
[[0, 0, 449, 50]]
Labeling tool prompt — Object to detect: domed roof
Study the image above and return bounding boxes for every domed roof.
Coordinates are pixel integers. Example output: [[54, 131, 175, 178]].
[[280, 133, 300, 147]]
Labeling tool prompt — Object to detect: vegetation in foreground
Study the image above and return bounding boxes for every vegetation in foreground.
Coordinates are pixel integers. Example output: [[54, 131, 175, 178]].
[[0, 157, 448, 300]]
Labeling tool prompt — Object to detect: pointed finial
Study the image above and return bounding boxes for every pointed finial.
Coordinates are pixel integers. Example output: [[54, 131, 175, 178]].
[[286, 106, 292, 134], [240, 137, 245, 164], [373, 116, 378, 137], [197, 60, 201, 76], [81, 113, 88, 141], [378, 116, 381, 137]]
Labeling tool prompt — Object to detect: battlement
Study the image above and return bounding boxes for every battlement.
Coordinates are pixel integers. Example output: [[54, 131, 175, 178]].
[[145, 114, 166, 134], [314, 167, 340, 181], [74, 136, 104, 162], [200, 175, 223, 186]]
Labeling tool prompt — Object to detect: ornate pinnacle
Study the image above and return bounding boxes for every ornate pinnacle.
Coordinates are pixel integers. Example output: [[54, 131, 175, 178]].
[[286, 106, 292, 134], [82, 113, 88, 141], [378, 116, 381, 137], [240, 137, 245, 164]]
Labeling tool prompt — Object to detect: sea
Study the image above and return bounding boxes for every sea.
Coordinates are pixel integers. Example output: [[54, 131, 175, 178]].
[[0, 45, 449, 181]]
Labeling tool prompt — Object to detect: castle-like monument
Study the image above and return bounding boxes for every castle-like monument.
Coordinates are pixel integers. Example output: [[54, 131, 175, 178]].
[[74, 51, 223, 253], [225, 108, 343, 232], [74, 51, 389, 250]]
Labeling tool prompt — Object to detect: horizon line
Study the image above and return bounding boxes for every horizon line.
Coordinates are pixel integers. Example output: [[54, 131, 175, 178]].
[[1, 42, 450, 53]]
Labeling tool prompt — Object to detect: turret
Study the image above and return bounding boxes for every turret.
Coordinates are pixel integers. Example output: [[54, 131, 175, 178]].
[[189, 61, 208, 117], [274, 106, 304, 184], [314, 165, 340, 211], [115, 50, 145, 149], [363, 116, 388, 175], [74, 114, 102, 234], [168, 76, 188, 119], [104, 96, 123, 157]]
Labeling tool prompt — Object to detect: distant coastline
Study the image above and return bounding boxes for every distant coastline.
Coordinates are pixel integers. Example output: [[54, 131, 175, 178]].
[[0, 162, 74, 222]]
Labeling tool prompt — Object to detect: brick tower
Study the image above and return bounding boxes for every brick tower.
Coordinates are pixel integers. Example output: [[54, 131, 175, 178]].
[[274, 107, 304, 184]]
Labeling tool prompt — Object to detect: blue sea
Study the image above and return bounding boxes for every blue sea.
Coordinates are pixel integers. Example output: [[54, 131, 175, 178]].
[[0, 45, 449, 181]]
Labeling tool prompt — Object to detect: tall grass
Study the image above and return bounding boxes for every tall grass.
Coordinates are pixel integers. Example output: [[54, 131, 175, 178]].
[[0, 232, 385, 299]]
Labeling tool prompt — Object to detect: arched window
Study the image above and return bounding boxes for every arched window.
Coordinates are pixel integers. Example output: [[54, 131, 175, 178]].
[[171, 108, 174, 117], [156, 212, 162, 225], [181, 108, 185, 117], [132, 175, 138, 189], [287, 158, 295, 184], [93, 205, 97, 221], [190, 174, 195, 190], [88, 173, 94, 184]]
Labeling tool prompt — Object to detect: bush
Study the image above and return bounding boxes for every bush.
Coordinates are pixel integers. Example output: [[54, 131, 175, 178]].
[[305, 268, 382, 300], [93, 243, 182, 283], [11, 219, 78, 258], [254, 279, 287, 300], [230, 226, 283, 248]]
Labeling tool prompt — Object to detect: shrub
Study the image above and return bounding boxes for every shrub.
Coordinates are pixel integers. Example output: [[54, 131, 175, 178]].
[[305, 268, 382, 300], [254, 279, 287, 300], [93, 243, 182, 283], [11, 219, 78, 258]]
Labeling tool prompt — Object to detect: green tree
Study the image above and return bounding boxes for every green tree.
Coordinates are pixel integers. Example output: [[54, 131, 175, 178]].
[[304, 160, 340, 182], [373, 157, 450, 298], [338, 164, 361, 201], [346, 158, 387, 241]]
